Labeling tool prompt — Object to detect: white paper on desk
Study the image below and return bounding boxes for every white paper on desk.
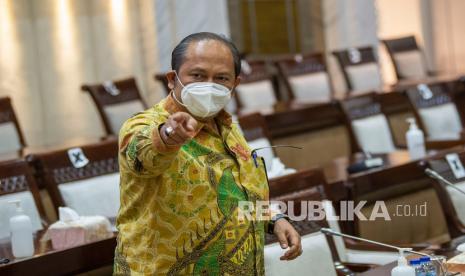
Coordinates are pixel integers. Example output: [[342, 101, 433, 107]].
[[446, 153, 465, 179], [267, 158, 297, 179], [59, 207, 80, 222]]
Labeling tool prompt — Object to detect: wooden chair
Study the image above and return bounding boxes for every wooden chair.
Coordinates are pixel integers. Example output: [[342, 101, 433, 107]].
[[235, 59, 280, 113], [346, 160, 450, 247], [340, 93, 398, 154], [266, 168, 345, 275], [238, 112, 296, 178], [382, 35, 431, 81], [0, 97, 27, 154], [81, 78, 148, 136], [406, 83, 465, 148], [0, 158, 47, 239], [267, 169, 390, 271], [424, 152, 465, 239], [332, 47, 383, 94], [154, 73, 170, 96], [28, 139, 120, 220], [237, 112, 272, 142], [275, 52, 334, 103]]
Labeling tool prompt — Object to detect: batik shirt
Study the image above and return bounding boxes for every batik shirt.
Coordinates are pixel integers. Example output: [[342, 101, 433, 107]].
[[114, 96, 270, 275]]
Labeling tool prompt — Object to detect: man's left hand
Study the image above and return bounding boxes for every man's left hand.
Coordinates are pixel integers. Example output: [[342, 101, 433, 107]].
[[273, 219, 302, 261]]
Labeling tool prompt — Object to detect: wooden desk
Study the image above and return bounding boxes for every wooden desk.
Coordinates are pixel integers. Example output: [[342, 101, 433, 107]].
[[257, 90, 413, 139], [358, 236, 465, 276], [0, 233, 116, 275], [321, 151, 412, 201]]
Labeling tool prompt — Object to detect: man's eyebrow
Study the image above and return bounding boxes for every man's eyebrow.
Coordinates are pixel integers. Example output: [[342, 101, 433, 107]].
[[215, 71, 234, 76], [187, 67, 207, 73]]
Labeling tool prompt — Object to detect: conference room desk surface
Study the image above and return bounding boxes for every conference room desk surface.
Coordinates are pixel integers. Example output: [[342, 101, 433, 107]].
[[321, 150, 412, 201], [0, 233, 116, 276], [357, 236, 465, 276]]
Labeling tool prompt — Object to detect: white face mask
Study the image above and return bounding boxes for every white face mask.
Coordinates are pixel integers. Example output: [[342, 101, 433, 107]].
[[172, 72, 233, 118]]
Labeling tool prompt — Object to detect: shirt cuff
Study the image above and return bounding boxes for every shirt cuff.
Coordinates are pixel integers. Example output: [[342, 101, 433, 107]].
[[152, 123, 182, 154]]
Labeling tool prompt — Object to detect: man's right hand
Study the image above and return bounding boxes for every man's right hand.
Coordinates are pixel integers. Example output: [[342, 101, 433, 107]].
[[160, 112, 198, 146]]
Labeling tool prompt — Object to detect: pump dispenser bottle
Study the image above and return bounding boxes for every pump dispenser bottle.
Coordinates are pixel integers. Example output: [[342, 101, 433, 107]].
[[406, 118, 426, 160], [9, 200, 34, 258], [391, 248, 415, 276]]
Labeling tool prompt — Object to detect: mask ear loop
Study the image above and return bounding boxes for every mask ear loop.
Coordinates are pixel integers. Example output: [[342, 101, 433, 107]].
[[171, 71, 188, 108]]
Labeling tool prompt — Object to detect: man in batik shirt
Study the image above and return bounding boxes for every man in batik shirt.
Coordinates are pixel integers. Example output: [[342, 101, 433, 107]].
[[114, 32, 302, 275]]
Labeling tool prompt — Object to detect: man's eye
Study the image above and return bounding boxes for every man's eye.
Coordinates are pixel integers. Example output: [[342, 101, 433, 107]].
[[192, 74, 203, 79], [217, 76, 229, 82]]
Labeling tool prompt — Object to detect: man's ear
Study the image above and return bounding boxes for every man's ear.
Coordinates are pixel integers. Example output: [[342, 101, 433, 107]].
[[234, 76, 241, 88], [166, 71, 176, 90]]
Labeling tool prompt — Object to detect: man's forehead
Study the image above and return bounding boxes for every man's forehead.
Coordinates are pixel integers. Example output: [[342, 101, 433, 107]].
[[182, 40, 234, 69]]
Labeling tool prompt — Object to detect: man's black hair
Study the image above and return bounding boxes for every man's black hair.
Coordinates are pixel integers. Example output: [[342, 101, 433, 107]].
[[171, 32, 241, 77]]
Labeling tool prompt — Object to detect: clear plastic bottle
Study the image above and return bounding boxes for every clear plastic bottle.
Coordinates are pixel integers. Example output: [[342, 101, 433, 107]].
[[419, 257, 437, 276], [391, 248, 415, 276], [406, 118, 426, 160], [409, 259, 426, 276], [9, 200, 34, 258]]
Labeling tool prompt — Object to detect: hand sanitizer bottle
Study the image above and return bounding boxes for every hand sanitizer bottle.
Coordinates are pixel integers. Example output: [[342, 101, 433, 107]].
[[9, 200, 34, 258], [391, 248, 415, 276], [406, 118, 426, 160]]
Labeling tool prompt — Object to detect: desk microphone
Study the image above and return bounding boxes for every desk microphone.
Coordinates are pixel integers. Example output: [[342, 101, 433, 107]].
[[320, 228, 452, 275], [320, 228, 428, 257], [425, 168, 465, 196]]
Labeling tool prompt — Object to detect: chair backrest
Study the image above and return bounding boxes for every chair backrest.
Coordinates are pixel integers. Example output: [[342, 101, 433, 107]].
[[28, 139, 120, 219], [406, 83, 463, 140], [238, 112, 275, 171], [426, 152, 465, 239], [332, 46, 383, 93], [382, 35, 428, 80], [0, 97, 26, 154], [348, 160, 450, 245], [0, 158, 46, 239], [81, 78, 147, 135], [235, 59, 280, 112], [154, 73, 170, 96], [238, 112, 272, 142], [265, 168, 339, 276], [340, 93, 396, 154], [264, 230, 338, 276], [276, 53, 333, 103]]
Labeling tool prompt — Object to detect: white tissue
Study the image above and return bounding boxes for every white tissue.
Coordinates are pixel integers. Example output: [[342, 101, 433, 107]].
[[267, 158, 297, 179], [59, 207, 80, 222]]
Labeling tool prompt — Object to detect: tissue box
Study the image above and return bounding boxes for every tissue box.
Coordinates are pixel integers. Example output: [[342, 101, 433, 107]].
[[48, 216, 113, 250], [446, 253, 465, 275]]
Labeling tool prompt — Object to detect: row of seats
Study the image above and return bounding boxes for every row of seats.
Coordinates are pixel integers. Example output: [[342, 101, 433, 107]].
[[4, 140, 464, 275], [0, 139, 119, 240], [0, 35, 458, 158], [2, 77, 464, 162], [153, 35, 432, 113], [2, 103, 465, 274], [342, 84, 464, 154]]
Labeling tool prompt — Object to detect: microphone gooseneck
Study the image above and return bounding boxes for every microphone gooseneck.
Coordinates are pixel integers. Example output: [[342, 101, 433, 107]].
[[425, 168, 465, 196], [320, 228, 451, 275]]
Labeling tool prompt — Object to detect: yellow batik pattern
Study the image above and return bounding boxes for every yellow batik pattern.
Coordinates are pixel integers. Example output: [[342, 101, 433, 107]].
[[113, 96, 270, 275]]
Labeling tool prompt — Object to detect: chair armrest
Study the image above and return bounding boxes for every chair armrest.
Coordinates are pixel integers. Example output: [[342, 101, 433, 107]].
[[425, 139, 465, 151], [342, 262, 378, 273], [334, 262, 356, 276]]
